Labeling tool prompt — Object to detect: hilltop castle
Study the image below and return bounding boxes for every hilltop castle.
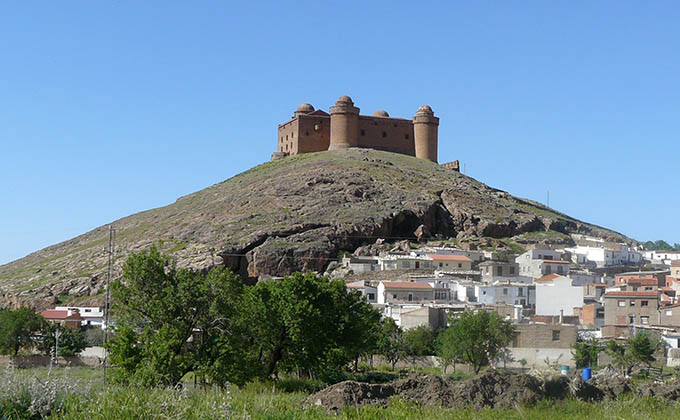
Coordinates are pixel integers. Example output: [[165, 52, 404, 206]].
[[273, 95, 440, 162]]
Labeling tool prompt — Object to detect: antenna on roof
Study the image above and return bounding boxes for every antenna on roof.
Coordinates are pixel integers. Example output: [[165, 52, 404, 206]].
[[547, 190, 550, 208]]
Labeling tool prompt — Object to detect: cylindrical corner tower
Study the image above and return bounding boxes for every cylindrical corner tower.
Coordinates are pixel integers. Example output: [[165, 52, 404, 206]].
[[413, 105, 439, 162], [329, 95, 360, 150]]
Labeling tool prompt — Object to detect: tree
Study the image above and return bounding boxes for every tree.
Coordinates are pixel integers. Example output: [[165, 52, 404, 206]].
[[436, 310, 515, 374], [571, 338, 602, 368], [242, 272, 381, 378], [604, 332, 662, 375], [627, 330, 663, 368], [403, 325, 435, 367], [40, 324, 87, 357], [377, 318, 406, 370], [109, 245, 250, 386], [0, 308, 44, 356]]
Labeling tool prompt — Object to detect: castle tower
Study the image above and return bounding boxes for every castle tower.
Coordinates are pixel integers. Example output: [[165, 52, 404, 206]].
[[413, 105, 439, 162], [328, 95, 360, 150], [294, 103, 314, 118]]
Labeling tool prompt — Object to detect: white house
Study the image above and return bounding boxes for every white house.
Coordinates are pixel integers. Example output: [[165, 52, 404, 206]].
[[346, 280, 377, 303], [54, 306, 105, 328], [565, 244, 641, 267], [475, 282, 535, 308], [516, 249, 570, 278], [534, 275, 584, 316], [644, 250, 680, 265]]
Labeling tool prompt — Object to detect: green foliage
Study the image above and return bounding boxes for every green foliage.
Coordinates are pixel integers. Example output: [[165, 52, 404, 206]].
[[571, 338, 602, 369], [0, 308, 44, 356], [109, 246, 380, 386], [242, 271, 381, 378], [643, 240, 680, 251], [376, 318, 406, 370], [436, 310, 516, 373], [627, 331, 663, 367], [40, 325, 87, 357], [109, 245, 250, 387], [403, 325, 435, 357], [83, 327, 104, 347], [605, 332, 663, 374]]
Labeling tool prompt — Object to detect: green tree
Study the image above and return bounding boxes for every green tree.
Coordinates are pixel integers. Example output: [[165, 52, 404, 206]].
[[403, 325, 435, 367], [627, 330, 663, 368], [0, 308, 44, 356], [242, 272, 380, 378], [109, 245, 250, 386], [571, 338, 602, 368], [436, 310, 515, 373], [40, 324, 87, 357], [377, 318, 406, 370], [605, 332, 663, 375]]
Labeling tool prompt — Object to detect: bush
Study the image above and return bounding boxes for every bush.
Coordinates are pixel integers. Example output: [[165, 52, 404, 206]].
[[83, 327, 105, 347]]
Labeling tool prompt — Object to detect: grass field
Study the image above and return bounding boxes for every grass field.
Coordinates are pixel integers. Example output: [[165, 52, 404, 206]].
[[3, 366, 680, 419]]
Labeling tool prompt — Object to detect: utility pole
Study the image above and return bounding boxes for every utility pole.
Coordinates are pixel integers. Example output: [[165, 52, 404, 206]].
[[54, 328, 61, 364], [547, 190, 550, 208], [103, 225, 115, 383]]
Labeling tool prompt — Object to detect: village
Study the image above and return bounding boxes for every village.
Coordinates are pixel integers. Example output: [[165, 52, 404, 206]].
[[331, 235, 680, 369]]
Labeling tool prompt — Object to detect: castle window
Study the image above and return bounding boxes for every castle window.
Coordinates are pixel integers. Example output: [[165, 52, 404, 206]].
[[382, 131, 387, 138], [405, 134, 409, 140], [314, 123, 320, 131], [305, 131, 309, 136], [393, 124, 397, 127], [286, 135, 288, 140], [291, 132, 294, 138], [361, 129, 365, 136]]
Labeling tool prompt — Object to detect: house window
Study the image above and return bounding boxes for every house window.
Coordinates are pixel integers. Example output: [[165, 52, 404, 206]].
[[518, 288, 524, 296], [439, 263, 443, 268], [641, 316, 649, 325], [630, 300, 635, 306], [458, 263, 462, 268], [367, 293, 375, 300], [401, 262, 410, 269], [361, 129, 366, 136], [510, 267, 515, 275], [482, 291, 487, 295], [641, 300, 649, 307], [392, 294, 397, 299], [552, 330, 560, 341], [666, 310, 672, 316], [632, 287, 638, 291], [618, 300, 625, 307], [408, 293, 413, 302], [645, 286, 653, 291], [628, 315, 635, 324], [503, 288, 508, 295]]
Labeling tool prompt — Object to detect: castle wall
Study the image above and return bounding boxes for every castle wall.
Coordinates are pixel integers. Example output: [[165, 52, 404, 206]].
[[297, 114, 330, 153], [356, 116, 415, 156], [277, 119, 299, 155]]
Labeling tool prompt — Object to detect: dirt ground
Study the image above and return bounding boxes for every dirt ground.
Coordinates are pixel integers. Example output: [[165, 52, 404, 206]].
[[304, 369, 680, 412]]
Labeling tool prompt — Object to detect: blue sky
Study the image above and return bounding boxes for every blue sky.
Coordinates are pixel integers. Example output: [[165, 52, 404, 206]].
[[1, 1, 679, 265]]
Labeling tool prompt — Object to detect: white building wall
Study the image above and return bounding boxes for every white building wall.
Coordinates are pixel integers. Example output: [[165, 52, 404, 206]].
[[535, 277, 584, 316]]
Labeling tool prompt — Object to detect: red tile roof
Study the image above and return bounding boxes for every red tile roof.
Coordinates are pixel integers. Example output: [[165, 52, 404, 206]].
[[40, 310, 69, 320], [426, 254, 472, 262], [534, 274, 562, 283], [381, 281, 433, 289], [604, 291, 658, 298]]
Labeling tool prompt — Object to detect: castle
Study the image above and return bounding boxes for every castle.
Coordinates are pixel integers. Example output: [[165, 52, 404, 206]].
[[273, 95, 440, 162]]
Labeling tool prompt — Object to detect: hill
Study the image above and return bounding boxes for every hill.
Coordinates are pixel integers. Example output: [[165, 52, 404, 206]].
[[0, 148, 631, 308]]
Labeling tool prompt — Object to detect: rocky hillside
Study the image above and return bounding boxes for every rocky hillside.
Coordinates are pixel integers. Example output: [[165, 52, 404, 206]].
[[0, 149, 631, 309]]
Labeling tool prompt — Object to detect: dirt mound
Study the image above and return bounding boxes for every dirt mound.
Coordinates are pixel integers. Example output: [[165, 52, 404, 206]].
[[393, 373, 458, 406], [450, 369, 544, 409], [303, 380, 395, 412], [636, 380, 680, 400]]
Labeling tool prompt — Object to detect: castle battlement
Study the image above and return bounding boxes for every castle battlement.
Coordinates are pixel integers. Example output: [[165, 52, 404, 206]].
[[273, 95, 439, 162]]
